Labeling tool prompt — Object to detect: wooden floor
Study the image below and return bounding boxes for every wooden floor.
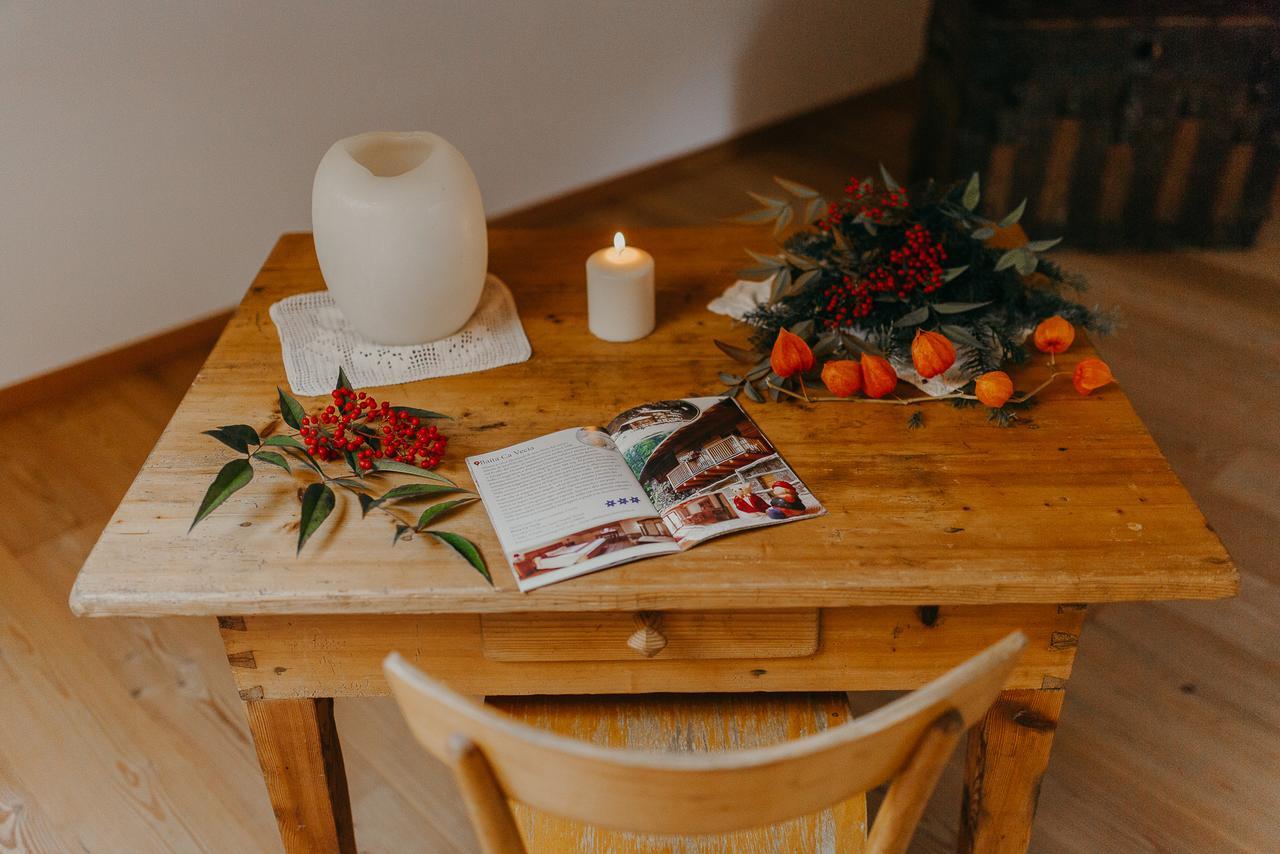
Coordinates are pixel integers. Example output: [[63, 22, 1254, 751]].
[[2, 83, 1277, 852]]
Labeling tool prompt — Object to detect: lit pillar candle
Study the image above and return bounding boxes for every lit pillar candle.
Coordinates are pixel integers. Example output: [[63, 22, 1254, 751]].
[[585, 232, 655, 342]]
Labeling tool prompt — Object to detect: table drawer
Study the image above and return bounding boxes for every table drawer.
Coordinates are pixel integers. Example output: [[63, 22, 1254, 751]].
[[480, 609, 820, 662]]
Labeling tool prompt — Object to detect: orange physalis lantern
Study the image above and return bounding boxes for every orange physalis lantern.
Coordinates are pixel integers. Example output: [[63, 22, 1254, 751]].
[[820, 360, 863, 397], [861, 353, 898, 399], [1034, 316, 1075, 354], [974, 371, 1014, 408], [1072, 358, 1114, 396], [911, 329, 956, 378], [770, 328, 814, 378]]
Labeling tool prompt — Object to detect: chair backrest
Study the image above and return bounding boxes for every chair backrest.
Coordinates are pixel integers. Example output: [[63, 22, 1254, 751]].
[[384, 631, 1026, 853]]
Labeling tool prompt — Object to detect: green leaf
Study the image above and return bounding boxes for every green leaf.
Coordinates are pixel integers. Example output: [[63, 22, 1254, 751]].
[[746, 191, 787, 210], [335, 366, 354, 393], [773, 176, 819, 198], [357, 491, 376, 517], [252, 450, 290, 473], [391, 406, 450, 421], [415, 497, 478, 530], [202, 425, 259, 453], [370, 459, 456, 484], [892, 305, 930, 328], [277, 387, 306, 430], [366, 482, 469, 511], [426, 531, 490, 583], [297, 483, 335, 554], [879, 163, 900, 191], [962, 172, 981, 210], [994, 249, 1020, 272], [190, 459, 253, 531], [331, 477, 369, 492], [263, 434, 305, 450], [939, 324, 984, 349], [714, 338, 759, 364], [998, 198, 1027, 228], [726, 206, 781, 225], [943, 265, 970, 282], [1027, 237, 1062, 253], [931, 301, 992, 314], [393, 524, 412, 545]]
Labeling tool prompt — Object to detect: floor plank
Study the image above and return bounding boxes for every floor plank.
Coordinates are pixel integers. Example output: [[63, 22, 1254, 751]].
[[4, 82, 1276, 852]]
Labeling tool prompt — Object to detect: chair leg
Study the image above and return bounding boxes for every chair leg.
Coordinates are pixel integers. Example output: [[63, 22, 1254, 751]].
[[866, 709, 964, 854], [448, 735, 527, 854]]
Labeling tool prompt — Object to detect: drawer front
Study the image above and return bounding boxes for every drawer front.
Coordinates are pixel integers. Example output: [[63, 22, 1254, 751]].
[[480, 609, 820, 662]]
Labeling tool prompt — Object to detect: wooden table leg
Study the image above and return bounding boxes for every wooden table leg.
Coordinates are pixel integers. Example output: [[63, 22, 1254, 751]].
[[958, 687, 1064, 854], [245, 697, 357, 854]]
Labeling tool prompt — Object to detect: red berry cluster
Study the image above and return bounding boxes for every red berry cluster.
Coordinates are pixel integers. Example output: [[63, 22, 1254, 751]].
[[817, 178, 911, 231], [821, 224, 949, 329], [297, 388, 447, 472]]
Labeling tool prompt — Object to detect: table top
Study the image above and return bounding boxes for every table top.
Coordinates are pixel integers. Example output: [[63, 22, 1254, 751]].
[[70, 228, 1238, 617]]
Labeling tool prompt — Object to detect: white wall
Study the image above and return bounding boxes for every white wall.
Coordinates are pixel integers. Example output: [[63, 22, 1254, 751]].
[[0, 0, 929, 387]]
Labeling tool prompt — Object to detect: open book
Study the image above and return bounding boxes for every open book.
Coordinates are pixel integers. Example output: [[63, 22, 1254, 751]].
[[467, 397, 824, 591]]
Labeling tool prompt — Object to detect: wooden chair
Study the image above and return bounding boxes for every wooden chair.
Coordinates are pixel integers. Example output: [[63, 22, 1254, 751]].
[[384, 631, 1027, 853]]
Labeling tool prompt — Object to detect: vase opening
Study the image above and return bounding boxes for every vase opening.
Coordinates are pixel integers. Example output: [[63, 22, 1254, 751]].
[[347, 135, 435, 178]]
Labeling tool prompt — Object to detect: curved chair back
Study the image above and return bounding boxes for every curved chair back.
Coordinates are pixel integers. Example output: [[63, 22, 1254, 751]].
[[385, 631, 1026, 852]]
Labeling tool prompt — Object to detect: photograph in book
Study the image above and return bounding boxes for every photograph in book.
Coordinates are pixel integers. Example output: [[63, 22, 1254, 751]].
[[468, 396, 823, 591]]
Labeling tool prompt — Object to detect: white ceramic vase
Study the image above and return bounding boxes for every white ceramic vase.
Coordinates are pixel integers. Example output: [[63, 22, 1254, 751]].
[[312, 132, 487, 344]]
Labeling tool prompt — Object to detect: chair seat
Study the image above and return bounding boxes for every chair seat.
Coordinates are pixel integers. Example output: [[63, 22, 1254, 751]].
[[486, 692, 867, 853]]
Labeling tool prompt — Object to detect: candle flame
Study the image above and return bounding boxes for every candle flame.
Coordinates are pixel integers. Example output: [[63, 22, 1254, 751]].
[[613, 231, 626, 255]]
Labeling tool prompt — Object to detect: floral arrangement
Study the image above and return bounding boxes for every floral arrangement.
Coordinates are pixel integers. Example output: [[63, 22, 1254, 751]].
[[189, 369, 488, 581], [716, 169, 1115, 425]]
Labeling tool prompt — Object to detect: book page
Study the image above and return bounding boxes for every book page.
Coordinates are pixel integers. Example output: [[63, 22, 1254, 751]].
[[607, 397, 824, 548], [466, 427, 678, 591]]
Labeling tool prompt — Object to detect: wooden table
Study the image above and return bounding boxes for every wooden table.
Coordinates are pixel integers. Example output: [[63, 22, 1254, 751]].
[[71, 228, 1237, 853]]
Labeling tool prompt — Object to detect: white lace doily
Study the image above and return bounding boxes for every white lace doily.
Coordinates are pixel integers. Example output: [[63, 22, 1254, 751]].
[[270, 274, 531, 396]]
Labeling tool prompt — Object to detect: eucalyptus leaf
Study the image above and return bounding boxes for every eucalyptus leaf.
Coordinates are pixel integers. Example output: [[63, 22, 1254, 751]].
[[744, 248, 786, 268], [879, 163, 900, 191], [972, 226, 995, 240], [1027, 237, 1062, 252], [726, 207, 781, 225], [943, 265, 970, 282], [792, 269, 820, 293], [190, 458, 253, 531], [1014, 251, 1039, 276], [784, 251, 817, 271], [714, 339, 759, 364], [772, 204, 793, 236], [252, 450, 290, 474], [892, 305, 930, 328], [277, 387, 307, 430], [932, 300, 992, 314], [743, 381, 765, 403], [297, 483, 335, 554], [773, 176, 819, 198], [802, 195, 826, 224], [962, 172, 981, 210], [939, 324, 984, 349], [838, 330, 881, 356], [770, 266, 792, 302], [998, 198, 1027, 228], [862, 219, 878, 236], [415, 497, 477, 530], [718, 372, 743, 385], [994, 249, 1020, 271], [789, 319, 815, 339], [747, 191, 787, 210], [426, 531, 490, 583], [370, 459, 456, 484]]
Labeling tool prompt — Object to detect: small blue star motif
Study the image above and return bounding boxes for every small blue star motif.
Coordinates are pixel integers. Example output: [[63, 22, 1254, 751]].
[[605, 499, 616, 508], [629, 496, 641, 504]]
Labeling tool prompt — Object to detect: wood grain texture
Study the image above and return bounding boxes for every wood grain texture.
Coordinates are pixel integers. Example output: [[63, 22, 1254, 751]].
[[219, 605, 1083, 700], [245, 698, 356, 854], [959, 689, 1064, 854], [480, 609, 819, 662], [70, 228, 1236, 617], [493, 693, 867, 853]]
